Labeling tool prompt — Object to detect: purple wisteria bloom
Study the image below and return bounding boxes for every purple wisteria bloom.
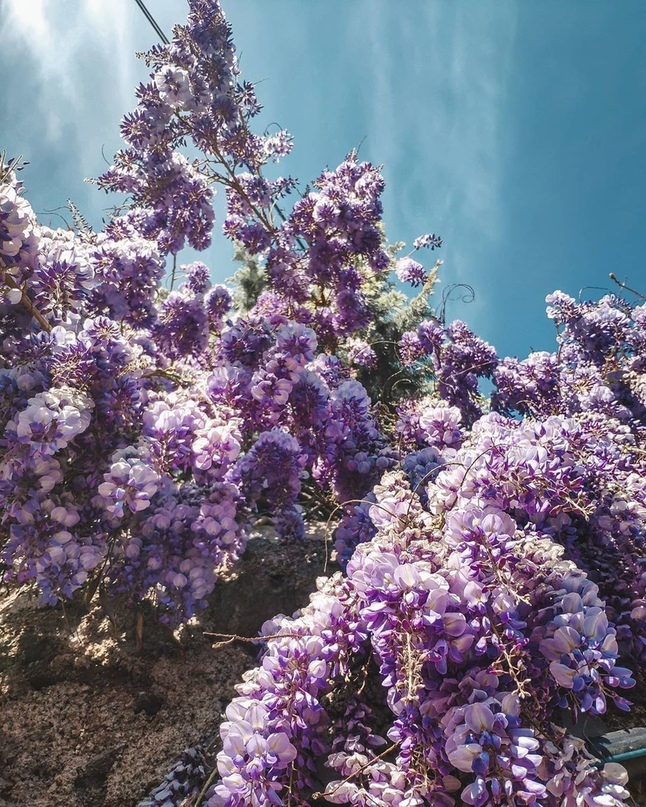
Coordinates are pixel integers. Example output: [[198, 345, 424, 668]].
[[396, 257, 428, 288], [3, 3, 646, 804], [98, 453, 160, 518]]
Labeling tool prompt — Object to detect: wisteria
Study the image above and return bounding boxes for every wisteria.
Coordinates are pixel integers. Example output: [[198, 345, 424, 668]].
[[2, 1, 646, 805]]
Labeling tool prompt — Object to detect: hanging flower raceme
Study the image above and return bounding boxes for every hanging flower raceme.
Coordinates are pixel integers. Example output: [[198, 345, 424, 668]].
[[201, 462, 636, 806], [3, 2, 646, 804], [0, 169, 40, 280]]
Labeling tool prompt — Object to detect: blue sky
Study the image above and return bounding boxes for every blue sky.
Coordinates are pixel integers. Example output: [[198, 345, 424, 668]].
[[2, 1, 645, 360]]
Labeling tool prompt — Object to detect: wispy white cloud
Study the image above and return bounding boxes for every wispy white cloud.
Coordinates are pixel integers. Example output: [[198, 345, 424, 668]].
[[2, 0, 195, 180], [0, 0, 190, 235], [355, 1, 519, 334], [1, 0, 143, 174]]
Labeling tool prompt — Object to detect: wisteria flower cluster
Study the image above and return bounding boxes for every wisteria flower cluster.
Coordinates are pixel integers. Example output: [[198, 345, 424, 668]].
[[2, 1, 646, 805], [199, 464, 638, 805], [0, 0, 419, 622]]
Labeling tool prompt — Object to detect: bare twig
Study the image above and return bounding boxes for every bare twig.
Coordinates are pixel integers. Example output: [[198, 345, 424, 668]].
[[609, 272, 646, 302], [0, 267, 51, 332]]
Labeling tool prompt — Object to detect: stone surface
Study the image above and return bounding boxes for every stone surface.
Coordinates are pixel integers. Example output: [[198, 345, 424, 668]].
[[0, 525, 334, 806]]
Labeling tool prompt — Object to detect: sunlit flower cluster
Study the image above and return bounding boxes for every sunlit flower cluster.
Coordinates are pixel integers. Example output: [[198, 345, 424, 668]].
[[2, 2, 645, 805]]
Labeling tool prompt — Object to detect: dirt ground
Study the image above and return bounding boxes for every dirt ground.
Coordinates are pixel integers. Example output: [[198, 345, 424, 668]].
[[1, 524, 645, 806]]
